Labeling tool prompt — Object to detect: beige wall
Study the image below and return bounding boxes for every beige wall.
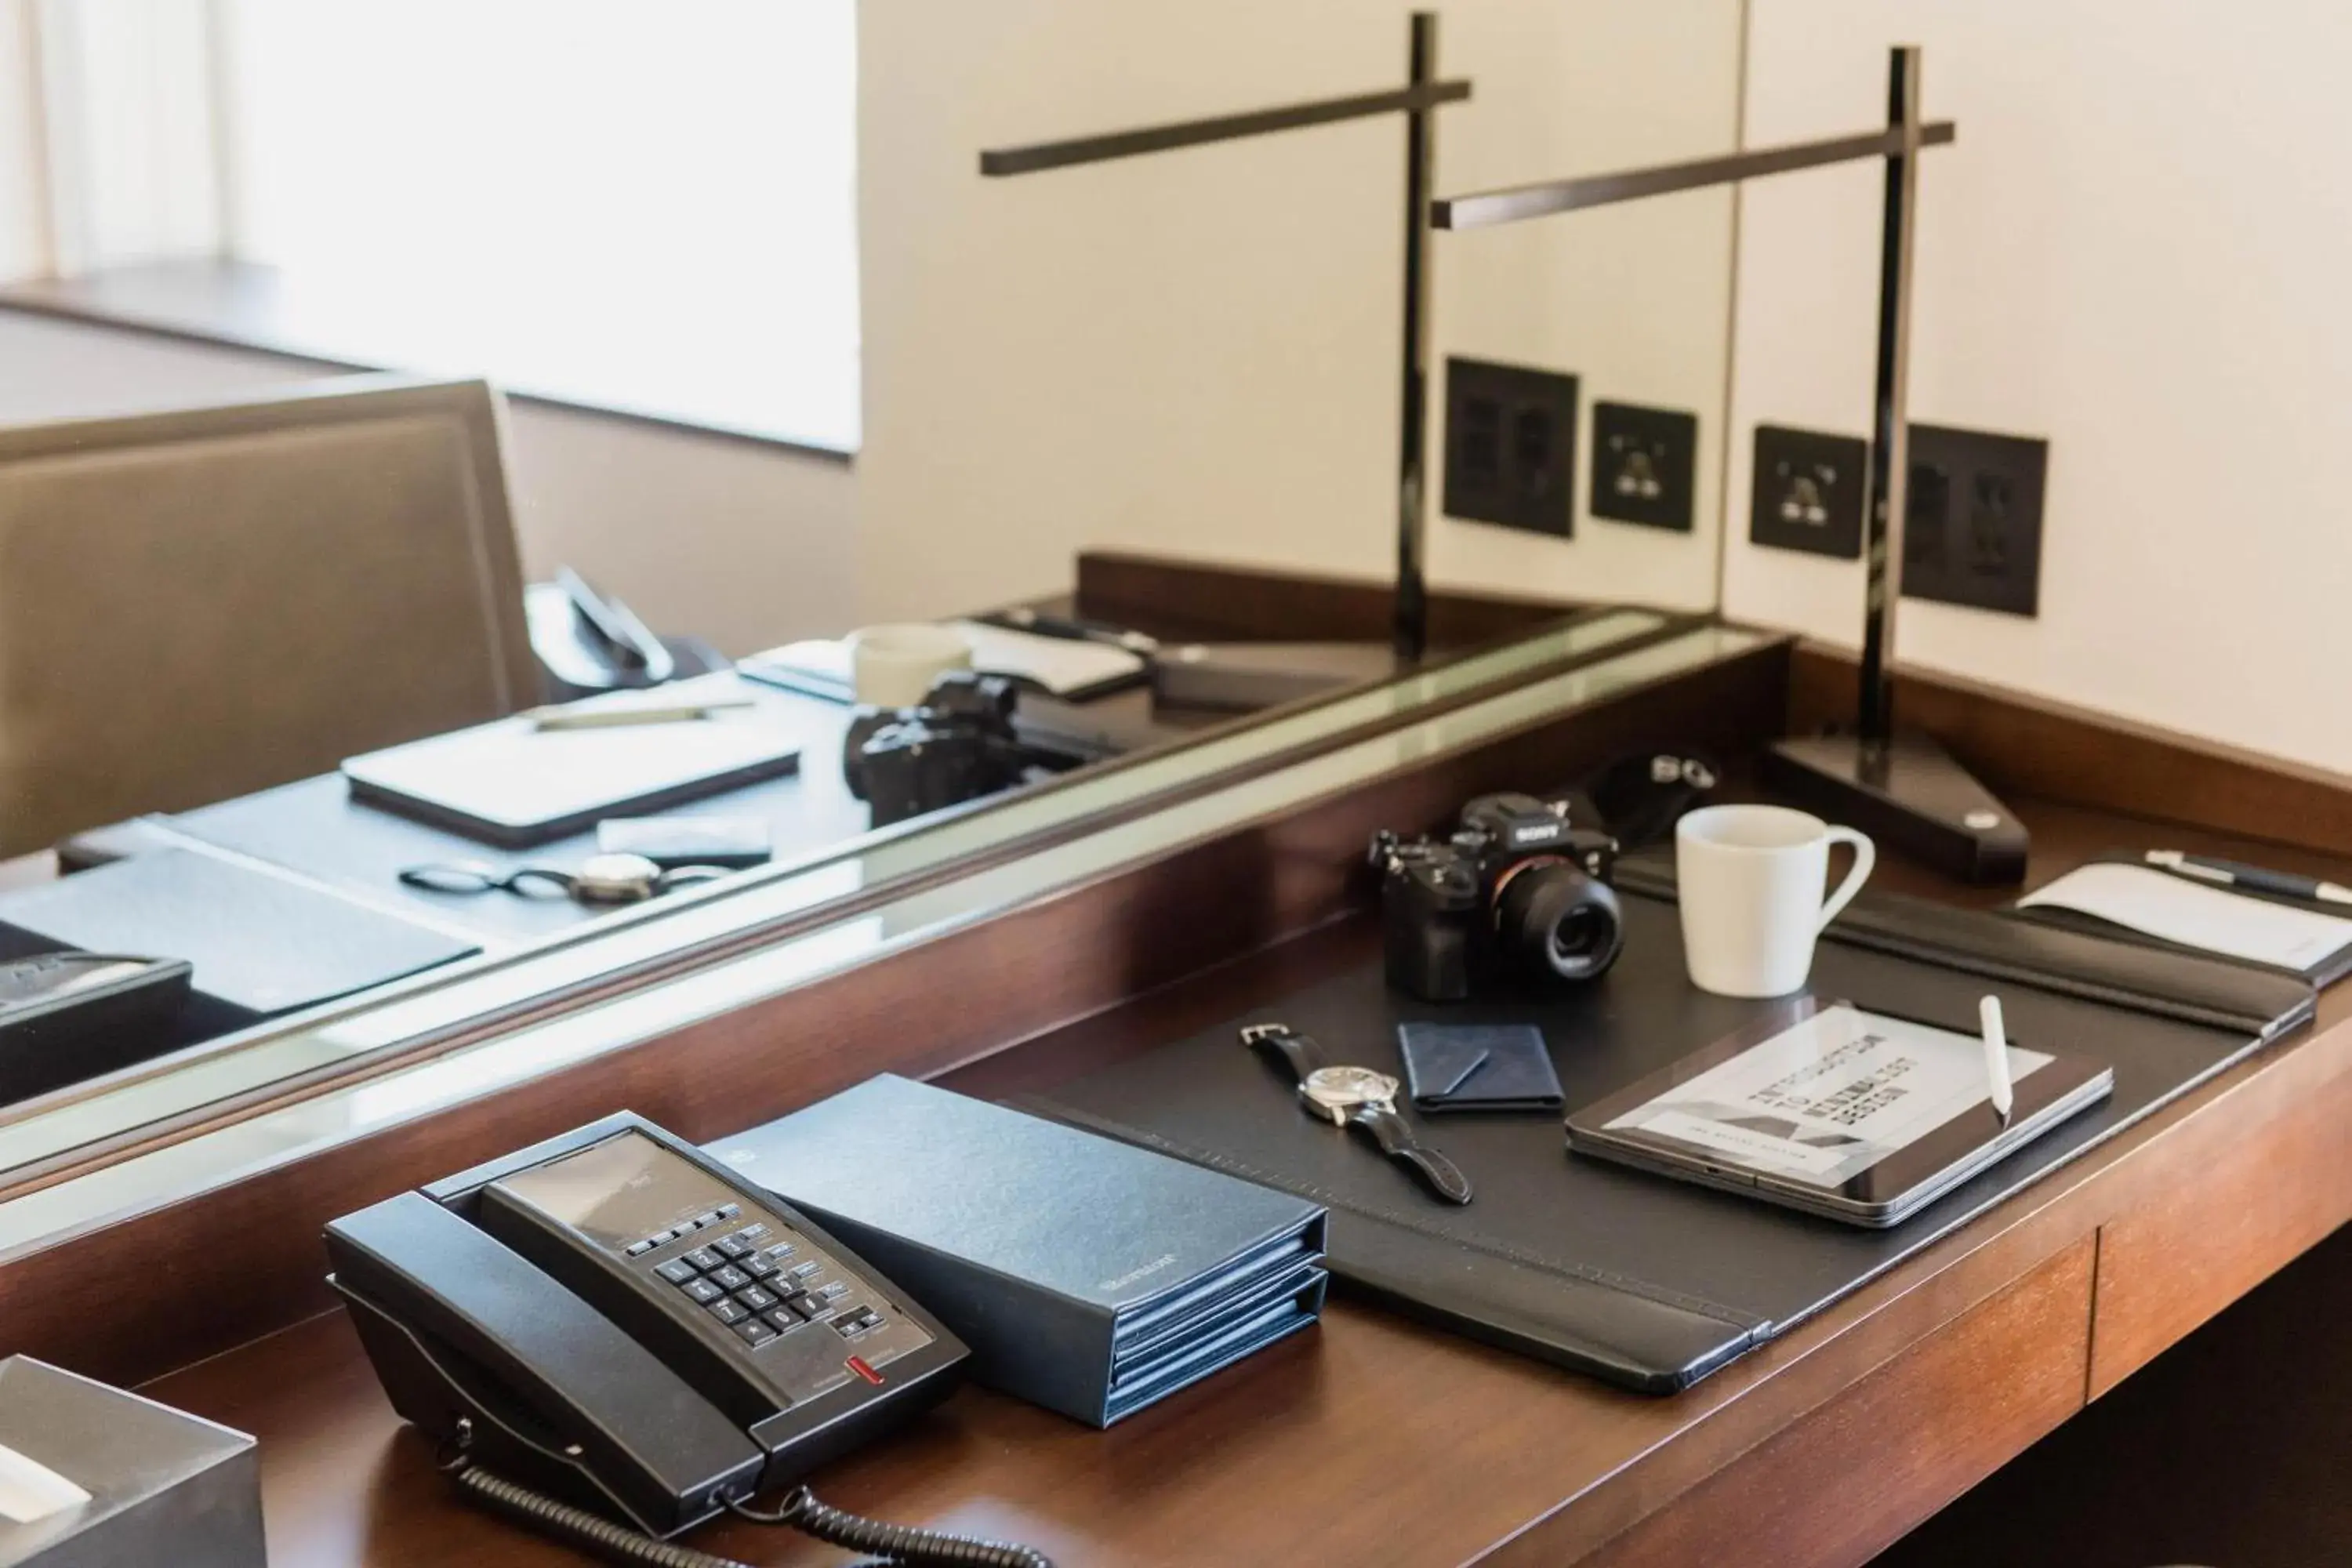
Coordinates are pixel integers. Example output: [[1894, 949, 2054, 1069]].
[[0, 312, 858, 656], [1726, 1, 2352, 772], [856, 0, 1746, 623], [0, 1, 45, 280]]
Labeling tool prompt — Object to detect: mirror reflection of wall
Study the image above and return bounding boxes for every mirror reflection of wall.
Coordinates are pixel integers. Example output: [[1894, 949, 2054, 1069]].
[[860, 0, 1747, 624], [0, 1, 1744, 655]]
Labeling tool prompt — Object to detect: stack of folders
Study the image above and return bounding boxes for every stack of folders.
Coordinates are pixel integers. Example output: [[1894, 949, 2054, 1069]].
[[711, 1075, 1327, 1427]]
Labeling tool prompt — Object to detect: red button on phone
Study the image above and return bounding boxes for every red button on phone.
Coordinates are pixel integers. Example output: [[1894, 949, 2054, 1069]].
[[847, 1356, 884, 1385]]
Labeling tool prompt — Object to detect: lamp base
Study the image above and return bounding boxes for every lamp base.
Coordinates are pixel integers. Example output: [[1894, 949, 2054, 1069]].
[[1762, 730, 2029, 885]]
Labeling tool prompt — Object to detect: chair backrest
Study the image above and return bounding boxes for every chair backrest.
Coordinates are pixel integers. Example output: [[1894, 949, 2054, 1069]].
[[0, 375, 537, 855]]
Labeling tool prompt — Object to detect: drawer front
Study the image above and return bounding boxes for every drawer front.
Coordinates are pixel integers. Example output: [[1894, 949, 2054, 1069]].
[[1573, 1237, 2094, 1568], [2089, 1046, 2352, 1398]]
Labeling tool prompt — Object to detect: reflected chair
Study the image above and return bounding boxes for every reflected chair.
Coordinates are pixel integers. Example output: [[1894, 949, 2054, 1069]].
[[0, 375, 537, 856]]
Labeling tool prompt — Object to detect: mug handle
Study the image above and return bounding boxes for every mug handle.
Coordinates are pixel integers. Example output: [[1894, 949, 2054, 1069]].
[[1815, 826, 1876, 933]]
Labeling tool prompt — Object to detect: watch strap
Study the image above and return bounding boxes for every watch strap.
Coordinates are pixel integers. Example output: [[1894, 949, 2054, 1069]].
[[1241, 1023, 1325, 1083], [1348, 1105, 1475, 1205]]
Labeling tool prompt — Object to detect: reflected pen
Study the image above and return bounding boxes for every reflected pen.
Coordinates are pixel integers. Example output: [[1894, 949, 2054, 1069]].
[[2145, 850, 2352, 908]]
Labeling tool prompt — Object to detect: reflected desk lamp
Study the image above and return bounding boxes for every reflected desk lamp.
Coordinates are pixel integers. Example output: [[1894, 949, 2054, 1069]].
[[979, 13, 1469, 688], [1432, 45, 2027, 884]]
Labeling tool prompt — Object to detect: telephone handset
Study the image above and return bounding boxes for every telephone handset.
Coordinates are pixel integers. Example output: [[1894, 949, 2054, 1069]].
[[326, 1112, 1049, 1566]]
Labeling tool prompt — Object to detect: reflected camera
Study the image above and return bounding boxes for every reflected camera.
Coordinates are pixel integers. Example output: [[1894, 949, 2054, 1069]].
[[843, 672, 1031, 827]]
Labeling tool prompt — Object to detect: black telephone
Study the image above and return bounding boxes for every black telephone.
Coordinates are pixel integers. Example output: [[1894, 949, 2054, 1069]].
[[325, 1112, 1049, 1566]]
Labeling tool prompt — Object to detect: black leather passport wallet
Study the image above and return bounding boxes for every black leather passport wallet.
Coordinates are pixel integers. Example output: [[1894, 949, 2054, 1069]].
[[1399, 1023, 1563, 1112]]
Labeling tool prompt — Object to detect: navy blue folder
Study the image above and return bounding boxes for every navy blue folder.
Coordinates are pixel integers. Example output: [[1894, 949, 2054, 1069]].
[[712, 1076, 1326, 1426]]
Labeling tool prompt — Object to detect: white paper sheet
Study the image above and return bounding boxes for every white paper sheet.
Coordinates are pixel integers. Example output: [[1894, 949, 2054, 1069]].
[[2019, 862, 2352, 971]]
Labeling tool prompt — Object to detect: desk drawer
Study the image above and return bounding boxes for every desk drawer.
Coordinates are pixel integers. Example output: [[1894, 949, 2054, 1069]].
[[2089, 1037, 2352, 1398], [1573, 1236, 2093, 1568]]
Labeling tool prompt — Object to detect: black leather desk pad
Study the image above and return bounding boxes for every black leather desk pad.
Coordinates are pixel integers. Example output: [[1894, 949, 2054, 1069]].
[[1027, 893, 2285, 1393]]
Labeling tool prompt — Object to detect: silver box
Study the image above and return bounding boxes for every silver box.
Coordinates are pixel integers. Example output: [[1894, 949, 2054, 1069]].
[[0, 1357, 263, 1568]]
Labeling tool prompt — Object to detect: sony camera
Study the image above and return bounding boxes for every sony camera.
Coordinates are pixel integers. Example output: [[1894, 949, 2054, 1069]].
[[1368, 793, 1624, 1003]]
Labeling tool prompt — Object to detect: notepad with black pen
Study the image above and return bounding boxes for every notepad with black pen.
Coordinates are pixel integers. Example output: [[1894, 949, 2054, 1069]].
[[2012, 855, 2352, 985]]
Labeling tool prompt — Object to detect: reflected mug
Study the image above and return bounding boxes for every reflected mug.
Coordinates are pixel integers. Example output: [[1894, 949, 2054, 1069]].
[[848, 623, 972, 707], [1675, 804, 1875, 997]]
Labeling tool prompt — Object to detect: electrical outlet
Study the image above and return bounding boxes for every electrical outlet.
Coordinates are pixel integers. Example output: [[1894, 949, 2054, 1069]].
[[1590, 401, 1697, 532], [1900, 423, 2047, 617], [1749, 425, 1865, 558], [1443, 358, 1577, 538]]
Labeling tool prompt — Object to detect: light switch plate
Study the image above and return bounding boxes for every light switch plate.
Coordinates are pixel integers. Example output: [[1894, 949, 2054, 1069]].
[[1443, 358, 1577, 539]]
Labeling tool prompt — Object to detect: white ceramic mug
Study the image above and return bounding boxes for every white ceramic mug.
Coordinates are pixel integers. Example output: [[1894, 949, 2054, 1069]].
[[848, 623, 972, 707], [1675, 804, 1875, 997]]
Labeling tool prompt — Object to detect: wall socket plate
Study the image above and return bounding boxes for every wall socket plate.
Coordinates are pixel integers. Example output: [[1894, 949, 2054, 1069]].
[[1590, 401, 1697, 532], [1749, 424, 1866, 558], [1442, 357, 1577, 538], [1900, 423, 2048, 617]]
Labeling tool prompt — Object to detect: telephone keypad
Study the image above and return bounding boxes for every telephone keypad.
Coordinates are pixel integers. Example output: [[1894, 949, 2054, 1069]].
[[635, 1201, 902, 1363]]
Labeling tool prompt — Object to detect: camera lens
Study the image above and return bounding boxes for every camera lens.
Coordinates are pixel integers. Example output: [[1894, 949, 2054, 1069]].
[[1494, 862, 1624, 982]]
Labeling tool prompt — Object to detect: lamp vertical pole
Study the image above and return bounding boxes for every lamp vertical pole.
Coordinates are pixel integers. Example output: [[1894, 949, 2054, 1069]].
[[1392, 11, 1439, 662], [1857, 44, 1922, 748]]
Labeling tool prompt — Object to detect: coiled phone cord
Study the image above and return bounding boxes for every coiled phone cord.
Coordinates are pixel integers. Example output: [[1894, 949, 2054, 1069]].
[[728, 1486, 1053, 1567], [447, 1457, 1053, 1568]]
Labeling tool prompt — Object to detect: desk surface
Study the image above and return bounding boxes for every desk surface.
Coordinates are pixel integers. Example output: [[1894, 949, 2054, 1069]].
[[134, 793, 2352, 1568]]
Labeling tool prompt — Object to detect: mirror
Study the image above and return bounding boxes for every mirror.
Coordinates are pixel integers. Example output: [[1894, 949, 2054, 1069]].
[[0, 2, 1746, 1175]]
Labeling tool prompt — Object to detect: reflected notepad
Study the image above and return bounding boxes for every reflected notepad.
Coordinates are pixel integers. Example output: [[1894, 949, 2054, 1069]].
[[342, 676, 802, 846]]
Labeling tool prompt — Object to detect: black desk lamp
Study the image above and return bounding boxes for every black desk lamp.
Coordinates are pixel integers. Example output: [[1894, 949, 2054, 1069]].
[[980, 13, 1471, 679], [1432, 45, 2026, 884]]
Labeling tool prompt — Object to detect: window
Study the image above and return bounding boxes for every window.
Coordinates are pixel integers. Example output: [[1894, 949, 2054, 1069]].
[[12, 1, 861, 450]]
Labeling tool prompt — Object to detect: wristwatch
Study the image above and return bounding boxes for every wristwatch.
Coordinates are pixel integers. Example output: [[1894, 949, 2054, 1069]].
[[398, 853, 731, 906], [1241, 1023, 1473, 1205]]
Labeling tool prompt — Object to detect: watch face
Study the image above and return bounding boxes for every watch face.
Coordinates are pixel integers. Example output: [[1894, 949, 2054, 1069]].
[[1301, 1065, 1400, 1121], [572, 851, 662, 904]]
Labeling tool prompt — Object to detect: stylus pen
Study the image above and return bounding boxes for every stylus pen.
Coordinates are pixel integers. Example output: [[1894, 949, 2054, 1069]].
[[1978, 996, 2013, 1126], [528, 696, 756, 731], [2145, 849, 2352, 908]]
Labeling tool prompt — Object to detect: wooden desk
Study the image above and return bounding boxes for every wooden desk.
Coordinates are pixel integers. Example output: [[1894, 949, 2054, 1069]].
[[135, 792, 2352, 1566]]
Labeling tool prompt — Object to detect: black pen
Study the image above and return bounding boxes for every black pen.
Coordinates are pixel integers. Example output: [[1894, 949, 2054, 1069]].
[[2145, 850, 2352, 909], [990, 607, 1163, 657]]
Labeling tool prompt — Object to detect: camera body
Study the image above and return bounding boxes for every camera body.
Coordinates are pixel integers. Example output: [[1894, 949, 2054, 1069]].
[[842, 672, 1033, 826], [1370, 793, 1624, 1003]]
